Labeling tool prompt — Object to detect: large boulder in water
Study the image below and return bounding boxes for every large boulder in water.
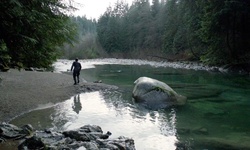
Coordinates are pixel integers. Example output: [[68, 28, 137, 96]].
[[132, 77, 187, 109]]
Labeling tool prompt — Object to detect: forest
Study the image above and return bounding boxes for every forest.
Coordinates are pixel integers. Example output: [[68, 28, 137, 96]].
[[1, 0, 250, 69]]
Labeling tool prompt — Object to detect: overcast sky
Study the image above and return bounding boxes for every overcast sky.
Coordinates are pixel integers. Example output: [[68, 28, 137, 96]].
[[73, 0, 132, 19]]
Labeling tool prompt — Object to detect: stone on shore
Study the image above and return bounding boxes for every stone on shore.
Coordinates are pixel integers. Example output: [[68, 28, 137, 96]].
[[0, 123, 136, 150]]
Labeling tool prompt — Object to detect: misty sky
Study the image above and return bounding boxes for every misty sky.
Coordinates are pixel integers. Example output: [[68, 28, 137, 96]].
[[73, 0, 133, 19]]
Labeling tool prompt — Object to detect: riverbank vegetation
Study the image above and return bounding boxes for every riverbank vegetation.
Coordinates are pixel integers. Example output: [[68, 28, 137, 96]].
[[1, 0, 250, 69]]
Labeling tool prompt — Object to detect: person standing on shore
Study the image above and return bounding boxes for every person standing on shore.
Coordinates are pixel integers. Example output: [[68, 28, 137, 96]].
[[71, 58, 82, 85]]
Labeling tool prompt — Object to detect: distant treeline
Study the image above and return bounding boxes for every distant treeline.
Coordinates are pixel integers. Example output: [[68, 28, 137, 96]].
[[63, 0, 250, 66], [1, 0, 249, 68], [60, 17, 104, 60], [96, 0, 250, 65]]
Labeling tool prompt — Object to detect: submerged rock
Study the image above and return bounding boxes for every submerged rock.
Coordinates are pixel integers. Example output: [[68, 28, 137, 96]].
[[0, 123, 136, 150], [132, 77, 187, 109]]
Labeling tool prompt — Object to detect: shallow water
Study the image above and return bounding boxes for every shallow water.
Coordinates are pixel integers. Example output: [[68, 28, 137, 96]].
[[10, 59, 250, 150]]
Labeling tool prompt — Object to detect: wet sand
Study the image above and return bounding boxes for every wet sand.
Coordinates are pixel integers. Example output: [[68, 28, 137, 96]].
[[0, 69, 79, 122]]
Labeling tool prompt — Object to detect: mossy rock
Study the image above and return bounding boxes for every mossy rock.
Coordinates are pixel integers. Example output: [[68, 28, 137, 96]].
[[132, 77, 187, 109]]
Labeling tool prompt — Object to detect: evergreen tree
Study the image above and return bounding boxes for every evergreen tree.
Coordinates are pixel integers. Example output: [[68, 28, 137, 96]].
[[97, 1, 129, 53], [198, 0, 250, 65], [0, 0, 77, 68], [163, 0, 179, 54]]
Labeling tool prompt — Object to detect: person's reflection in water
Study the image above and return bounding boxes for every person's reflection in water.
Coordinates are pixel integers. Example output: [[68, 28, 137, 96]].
[[72, 94, 82, 114]]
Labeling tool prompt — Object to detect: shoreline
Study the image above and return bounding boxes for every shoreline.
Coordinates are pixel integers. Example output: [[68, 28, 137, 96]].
[[0, 69, 118, 123], [1, 59, 248, 122], [55, 58, 250, 75]]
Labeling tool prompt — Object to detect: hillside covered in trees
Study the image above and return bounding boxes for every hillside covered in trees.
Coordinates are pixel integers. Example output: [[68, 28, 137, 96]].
[[95, 0, 250, 66], [1, 0, 250, 69]]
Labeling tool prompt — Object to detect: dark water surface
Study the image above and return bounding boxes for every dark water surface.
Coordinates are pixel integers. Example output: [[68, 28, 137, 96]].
[[10, 59, 250, 150]]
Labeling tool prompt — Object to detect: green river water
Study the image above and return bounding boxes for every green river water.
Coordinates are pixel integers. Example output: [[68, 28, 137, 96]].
[[10, 59, 250, 150]]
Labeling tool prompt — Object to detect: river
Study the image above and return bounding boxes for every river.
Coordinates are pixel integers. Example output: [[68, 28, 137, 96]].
[[11, 59, 250, 150]]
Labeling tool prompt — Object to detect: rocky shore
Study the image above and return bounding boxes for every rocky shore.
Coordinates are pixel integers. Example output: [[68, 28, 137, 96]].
[[0, 69, 134, 149], [0, 123, 135, 150]]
